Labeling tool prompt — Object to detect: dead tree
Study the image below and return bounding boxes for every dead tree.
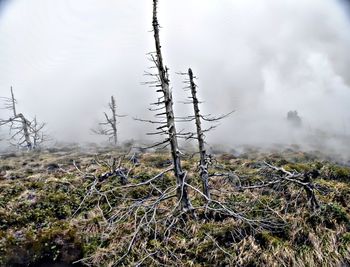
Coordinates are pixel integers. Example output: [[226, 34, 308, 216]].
[[188, 68, 210, 199], [92, 96, 125, 146], [178, 68, 233, 200], [148, 0, 192, 211], [287, 110, 302, 127], [0, 87, 46, 149]]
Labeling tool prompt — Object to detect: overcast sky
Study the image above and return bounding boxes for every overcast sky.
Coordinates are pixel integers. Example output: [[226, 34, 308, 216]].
[[0, 0, 350, 154]]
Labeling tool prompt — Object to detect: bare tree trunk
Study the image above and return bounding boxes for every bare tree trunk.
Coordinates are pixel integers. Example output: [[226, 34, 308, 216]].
[[17, 113, 33, 149], [18, 114, 32, 149], [188, 68, 210, 200], [10, 86, 17, 117], [110, 96, 118, 145], [10, 88, 32, 149], [152, 0, 192, 211]]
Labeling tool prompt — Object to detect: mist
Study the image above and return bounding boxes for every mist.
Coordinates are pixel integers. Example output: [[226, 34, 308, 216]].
[[0, 0, 350, 158]]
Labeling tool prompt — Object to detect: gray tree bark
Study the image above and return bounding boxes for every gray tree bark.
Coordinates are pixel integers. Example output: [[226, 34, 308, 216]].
[[17, 113, 32, 149], [152, 0, 192, 211], [188, 68, 210, 200], [10, 87, 32, 149], [107, 96, 118, 146], [10, 87, 16, 117]]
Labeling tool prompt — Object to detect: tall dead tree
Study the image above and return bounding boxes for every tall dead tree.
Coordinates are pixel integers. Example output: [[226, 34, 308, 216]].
[[92, 96, 125, 146], [0, 87, 46, 149], [140, 0, 193, 211]]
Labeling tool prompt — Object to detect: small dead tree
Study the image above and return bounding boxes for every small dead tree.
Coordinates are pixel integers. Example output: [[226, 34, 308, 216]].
[[0, 87, 46, 149], [178, 68, 233, 200], [92, 96, 125, 146]]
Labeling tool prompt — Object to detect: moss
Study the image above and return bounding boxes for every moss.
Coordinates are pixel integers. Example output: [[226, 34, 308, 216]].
[[148, 239, 162, 249], [255, 231, 284, 249], [194, 239, 213, 255], [313, 161, 324, 170], [219, 153, 237, 162], [142, 153, 171, 168], [294, 230, 312, 249], [339, 232, 350, 257], [308, 203, 350, 229], [6, 191, 75, 228], [1, 220, 83, 265], [275, 159, 289, 166], [198, 222, 222, 237], [323, 203, 349, 225], [0, 183, 25, 208], [128, 185, 151, 199], [0, 165, 15, 171], [198, 221, 237, 246], [321, 165, 350, 181], [228, 193, 249, 203], [82, 235, 101, 255], [28, 181, 45, 190], [340, 232, 350, 245], [283, 163, 313, 173]]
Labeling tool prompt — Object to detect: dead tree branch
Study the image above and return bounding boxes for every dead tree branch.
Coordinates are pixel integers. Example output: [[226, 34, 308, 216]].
[[241, 161, 320, 210], [263, 162, 320, 210]]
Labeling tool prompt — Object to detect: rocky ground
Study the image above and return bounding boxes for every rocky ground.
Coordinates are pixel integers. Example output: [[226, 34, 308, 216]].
[[0, 146, 349, 266]]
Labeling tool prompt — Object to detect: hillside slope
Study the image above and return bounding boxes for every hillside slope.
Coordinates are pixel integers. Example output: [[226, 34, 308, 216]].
[[0, 147, 349, 266]]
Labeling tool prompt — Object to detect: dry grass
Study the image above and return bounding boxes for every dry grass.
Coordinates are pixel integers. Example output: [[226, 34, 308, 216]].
[[0, 147, 349, 266]]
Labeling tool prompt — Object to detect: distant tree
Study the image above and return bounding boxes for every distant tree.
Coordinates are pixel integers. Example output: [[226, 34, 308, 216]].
[[287, 110, 302, 127], [0, 87, 47, 150], [92, 96, 126, 146]]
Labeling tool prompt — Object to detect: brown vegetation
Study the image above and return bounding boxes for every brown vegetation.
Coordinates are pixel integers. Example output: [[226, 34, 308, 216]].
[[0, 147, 349, 266]]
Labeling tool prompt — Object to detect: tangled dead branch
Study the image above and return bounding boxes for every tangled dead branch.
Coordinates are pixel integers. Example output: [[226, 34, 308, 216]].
[[0, 87, 47, 149], [240, 161, 320, 210], [71, 152, 285, 266]]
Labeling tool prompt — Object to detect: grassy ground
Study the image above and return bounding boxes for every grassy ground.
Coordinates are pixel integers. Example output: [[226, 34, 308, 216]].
[[0, 146, 349, 266]]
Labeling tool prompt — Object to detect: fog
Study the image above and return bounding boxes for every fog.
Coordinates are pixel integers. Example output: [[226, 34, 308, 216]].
[[0, 0, 350, 157]]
